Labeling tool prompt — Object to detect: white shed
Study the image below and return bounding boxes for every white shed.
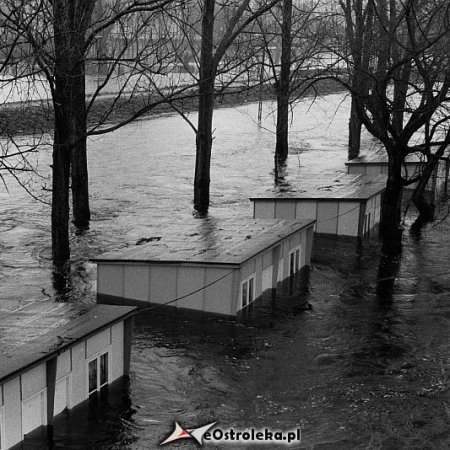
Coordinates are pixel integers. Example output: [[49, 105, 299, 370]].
[[250, 174, 386, 238], [0, 302, 135, 450], [93, 218, 315, 316], [345, 150, 449, 195]]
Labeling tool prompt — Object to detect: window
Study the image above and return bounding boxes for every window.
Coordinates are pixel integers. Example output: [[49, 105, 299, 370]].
[[289, 246, 301, 276], [87, 351, 109, 396], [241, 274, 255, 309]]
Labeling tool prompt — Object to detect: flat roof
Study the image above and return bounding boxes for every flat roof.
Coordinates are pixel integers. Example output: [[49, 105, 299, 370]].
[[92, 218, 315, 266], [345, 150, 424, 166], [250, 174, 386, 201], [0, 302, 136, 383]]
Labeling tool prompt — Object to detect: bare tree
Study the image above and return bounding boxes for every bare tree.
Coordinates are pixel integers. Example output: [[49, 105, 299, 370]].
[[335, 0, 450, 254], [339, 0, 375, 159], [257, 0, 327, 161], [0, 0, 196, 264], [161, 0, 281, 213]]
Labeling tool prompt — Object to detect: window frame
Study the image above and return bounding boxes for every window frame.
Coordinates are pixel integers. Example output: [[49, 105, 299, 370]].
[[86, 348, 111, 397], [288, 245, 301, 276], [240, 273, 256, 309]]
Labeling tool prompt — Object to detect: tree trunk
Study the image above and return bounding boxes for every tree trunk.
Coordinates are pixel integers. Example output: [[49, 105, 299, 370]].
[[52, 126, 71, 264], [379, 157, 404, 255], [348, 94, 362, 160], [275, 0, 292, 161], [52, 0, 93, 262], [71, 3, 92, 228], [71, 73, 91, 229], [194, 0, 215, 213]]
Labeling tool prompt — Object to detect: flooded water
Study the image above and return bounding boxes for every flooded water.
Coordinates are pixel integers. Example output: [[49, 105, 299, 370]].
[[3, 94, 450, 449]]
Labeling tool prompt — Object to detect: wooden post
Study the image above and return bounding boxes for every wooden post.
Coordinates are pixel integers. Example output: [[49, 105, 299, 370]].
[[46, 357, 58, 440]]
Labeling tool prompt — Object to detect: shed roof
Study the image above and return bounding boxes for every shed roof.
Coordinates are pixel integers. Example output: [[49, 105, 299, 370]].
[[345, 149, 424, 166], [0, 302, 136, 383], [92, 218, 315, 266], [250, 174, 386, 201]]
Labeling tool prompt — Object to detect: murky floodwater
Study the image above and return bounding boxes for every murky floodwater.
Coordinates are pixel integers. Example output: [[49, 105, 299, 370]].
[[4, 94, 450, 449]]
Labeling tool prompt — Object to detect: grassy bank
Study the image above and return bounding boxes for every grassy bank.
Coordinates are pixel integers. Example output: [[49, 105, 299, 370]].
[[0, 78, 345, 137]]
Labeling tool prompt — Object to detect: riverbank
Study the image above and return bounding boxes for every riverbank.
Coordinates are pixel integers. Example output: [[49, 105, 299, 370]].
[[0, 78, 345, 137]]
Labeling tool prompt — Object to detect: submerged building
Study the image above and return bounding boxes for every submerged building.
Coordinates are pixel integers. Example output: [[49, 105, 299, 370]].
[[345, 150, 449, 196], [250, 174, 386, 238], [0, 301, 135, 449], [93, 218, 315, 316]]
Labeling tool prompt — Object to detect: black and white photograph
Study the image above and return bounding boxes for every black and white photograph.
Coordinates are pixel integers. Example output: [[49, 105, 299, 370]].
[[1, 0, 450, 448]]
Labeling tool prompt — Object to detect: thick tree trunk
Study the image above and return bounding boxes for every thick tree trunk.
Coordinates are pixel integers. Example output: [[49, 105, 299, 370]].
[[348, 94, 362, 160], [71, 74, 91, 228], [380, 158, 404, 255], [194, 0, 215, 213], [71, 5, 91, 228], [52, 0, 93, 262], [52, 126, 71, 264], [275, 0, 292, 161]]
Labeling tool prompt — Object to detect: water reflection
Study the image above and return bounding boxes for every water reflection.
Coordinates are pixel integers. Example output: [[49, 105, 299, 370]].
[[273, 155, 292, 192], [2, 97, 450, 448], [376, 254, 401, 301], [20, 379, 138, 450]]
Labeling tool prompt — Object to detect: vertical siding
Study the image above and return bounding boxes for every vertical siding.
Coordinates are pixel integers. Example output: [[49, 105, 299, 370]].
[[97, 264, 124, 298], [150, 266, 177, 304], [275, 201, 296, 219], [230, 271, 241, 314], [21, 365, 46, 400], [56, 350, 71, 380], [111, 322, 124, 381], [337, 201, 360, 236], [241, 259, 256, 279], [124, 265, 149, 302], [366, 165, 383, 177], [54, 376, 70, 415], [3, 377, 22, 449], [316, 202, 339, 234], [254, 255, 263, 298], [262, 249, 272, 270], [347, 165, 366, 175], [295, 201, 317, 224], [86, 328, 111, 359], [204, 267, 235, 315], [289, 231, 301, 248], [262, 266, 273, 292], [22, 388, 47, 435], [253, 201, 275, 219], [176, 267, 206, 311], [305, 225, 314, 265], [70, 342, 86, 407], [300, 229, 307, 267]]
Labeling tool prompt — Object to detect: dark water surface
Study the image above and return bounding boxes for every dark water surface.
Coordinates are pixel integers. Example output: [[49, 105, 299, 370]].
[[3, 96, 450, 449]]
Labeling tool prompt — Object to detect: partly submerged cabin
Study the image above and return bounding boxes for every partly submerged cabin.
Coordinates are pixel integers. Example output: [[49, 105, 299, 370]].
[[0, 302, 135, 449], [250, 174, 386, 238], [346, 150, 449, 195], [92, 218, 315, 316]]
